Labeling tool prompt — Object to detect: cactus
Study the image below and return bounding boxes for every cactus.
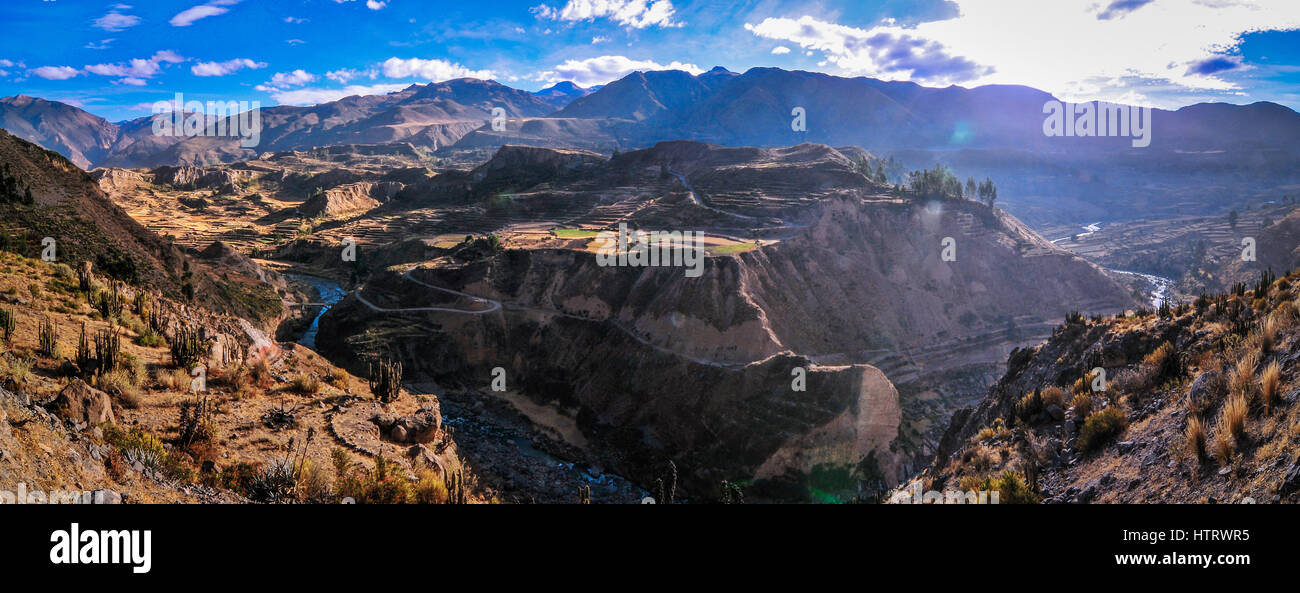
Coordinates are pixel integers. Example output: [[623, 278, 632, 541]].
[[132, 291, 151, 316], [169, 325, 208, 370], [76, 261, 93, 293], [577, 484, 591, 505], [446, 469, 468, 504], [0, 307, 14, 343], [368, 358, 402, 403], [37, 316, 57, 357], [92, 281, 124, 320], [76, 322, 93, 372], [94, 327, 122, 373]]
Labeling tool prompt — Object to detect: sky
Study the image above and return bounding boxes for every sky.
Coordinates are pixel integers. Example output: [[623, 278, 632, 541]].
[[1, 0, 1298, 121]]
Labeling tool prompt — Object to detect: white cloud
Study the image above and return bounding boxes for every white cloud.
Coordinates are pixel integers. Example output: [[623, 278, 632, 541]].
[[745, 1, 1300, 106], [31, 66, 81, 80], [256, 69, 318, 91], [170, 0, 239, 27], [191, 58, 267, 76], [117, 77, 148, 86], [93, 9, 140, 31], [380, 57, 495, 81], [531, 0, 680, 29], [284, 16, 308, 24], [85, 39, 116, 50], [267, 83, 409, 106], [83, 51, 185, 84], [366, 0, 387, 9], [592, 35, 609, 43], [770, 46, 790, 55], [535, 55, 703, 86], [325, 68, 378, 83]]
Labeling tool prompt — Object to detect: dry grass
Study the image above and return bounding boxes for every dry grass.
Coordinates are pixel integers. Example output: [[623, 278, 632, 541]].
[[413, 468, 449, 504], [1259, 361, 1282, 414], [1229, 350, 1260, 398], [156, 367, 192, 391], [1041, 386, 1066, 409], [291, 375, 321, 395], [1212, 430, 1234, 466], [1185, 415, 1207, 461], [1221, 393, 1249, 443]]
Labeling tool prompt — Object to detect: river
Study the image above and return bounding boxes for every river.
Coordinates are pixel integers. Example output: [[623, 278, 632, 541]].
[[1110, 269, 1175, 309], [285, 273, 347, 350]]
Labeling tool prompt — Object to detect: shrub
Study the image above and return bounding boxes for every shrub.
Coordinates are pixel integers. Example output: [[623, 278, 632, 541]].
[[334, 456, 412, 504], [1143, 341, 1180, 382], [291, 375, 321, 395], [97, 369, 141, 409], [1078, 407, 1127, 452], [1070, 391, 1093, 420], [135, 328, 164, 347], [1040, 386, 1066, 409], [0, 354, 31, 384], [413, 468, 449, 504], [156, 367, 192, 391]]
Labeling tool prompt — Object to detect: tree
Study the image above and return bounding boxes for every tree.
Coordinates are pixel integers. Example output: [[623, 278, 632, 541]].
[[965, 177, 977, 198], [1228, 210, 1239, 229], [976, 177, 998, 208]]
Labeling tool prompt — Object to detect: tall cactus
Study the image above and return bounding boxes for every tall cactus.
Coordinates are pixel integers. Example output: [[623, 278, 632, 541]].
[[94, 327, 121, 373], [169, 325, 208, 370], [38, 316, 57, 358], [446, 469, 468, 504], [132, 291, 151, 316], [76, 322, 93, 372], [76, 261, 93, 293], [0, 307, 14, 343], [368, 358, 402, 403]]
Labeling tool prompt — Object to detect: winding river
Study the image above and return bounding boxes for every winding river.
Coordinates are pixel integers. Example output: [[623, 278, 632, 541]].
[[286, 273, 347, 350]]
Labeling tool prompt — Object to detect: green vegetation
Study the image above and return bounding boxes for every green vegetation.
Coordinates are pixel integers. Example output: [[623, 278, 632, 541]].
[[710, 242, 759, 255], [551, 228, 598, 238], [1078, 407, 1128, 452]]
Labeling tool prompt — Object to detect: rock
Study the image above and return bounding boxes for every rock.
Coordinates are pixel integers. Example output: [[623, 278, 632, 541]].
[[1281, 463, 1300, 495], [372, 404, 441, 444], [1117, 441, 1136, 453], [48, 380, 116, 427], [90, 489, 122, 504], [1187, 370, 1221, 408], [1063, 419, 1076, 434], [1046, 404, 1065, 421]]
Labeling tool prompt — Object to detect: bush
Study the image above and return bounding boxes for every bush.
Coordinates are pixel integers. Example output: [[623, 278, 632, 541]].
[[1229, 350, 1259, 398], [177, 397, 216, 446], [1070, 391, 1093, 420], [1143, 341, 1179, 383], [97, 369, 141, 409], [291, 375, 321, 395], [135, 329, 164, 347], [1078, 407, 1127, 452], [413, 468, 449, 504], [156, 367, 192, 391], [334, 455, 412, 504]]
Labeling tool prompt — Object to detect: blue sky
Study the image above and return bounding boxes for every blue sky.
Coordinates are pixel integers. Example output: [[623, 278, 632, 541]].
[[1, 0, 1298, 121]]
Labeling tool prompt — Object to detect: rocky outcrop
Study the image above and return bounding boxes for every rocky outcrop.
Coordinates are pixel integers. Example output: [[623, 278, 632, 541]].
[[371, 404, 441, 444], [298, 182, 402, 218], [48, 380, 115, 427], [150, 165, 246, 190]]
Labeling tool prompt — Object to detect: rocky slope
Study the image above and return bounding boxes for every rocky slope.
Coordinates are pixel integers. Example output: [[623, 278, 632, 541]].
[[908, 269, 1300, 503]]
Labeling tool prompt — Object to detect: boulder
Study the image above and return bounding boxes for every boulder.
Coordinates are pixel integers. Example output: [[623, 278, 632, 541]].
[[370, 404, 441, 444], [49, 380, 115, 427], [1187, 370, 1221, 408]]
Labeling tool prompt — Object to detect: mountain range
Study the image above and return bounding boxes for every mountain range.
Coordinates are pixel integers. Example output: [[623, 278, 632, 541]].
[[5, 66, 1300, 171]]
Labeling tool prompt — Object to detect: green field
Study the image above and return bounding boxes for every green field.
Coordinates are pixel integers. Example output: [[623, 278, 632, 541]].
[[552, 228, 599, 238]]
